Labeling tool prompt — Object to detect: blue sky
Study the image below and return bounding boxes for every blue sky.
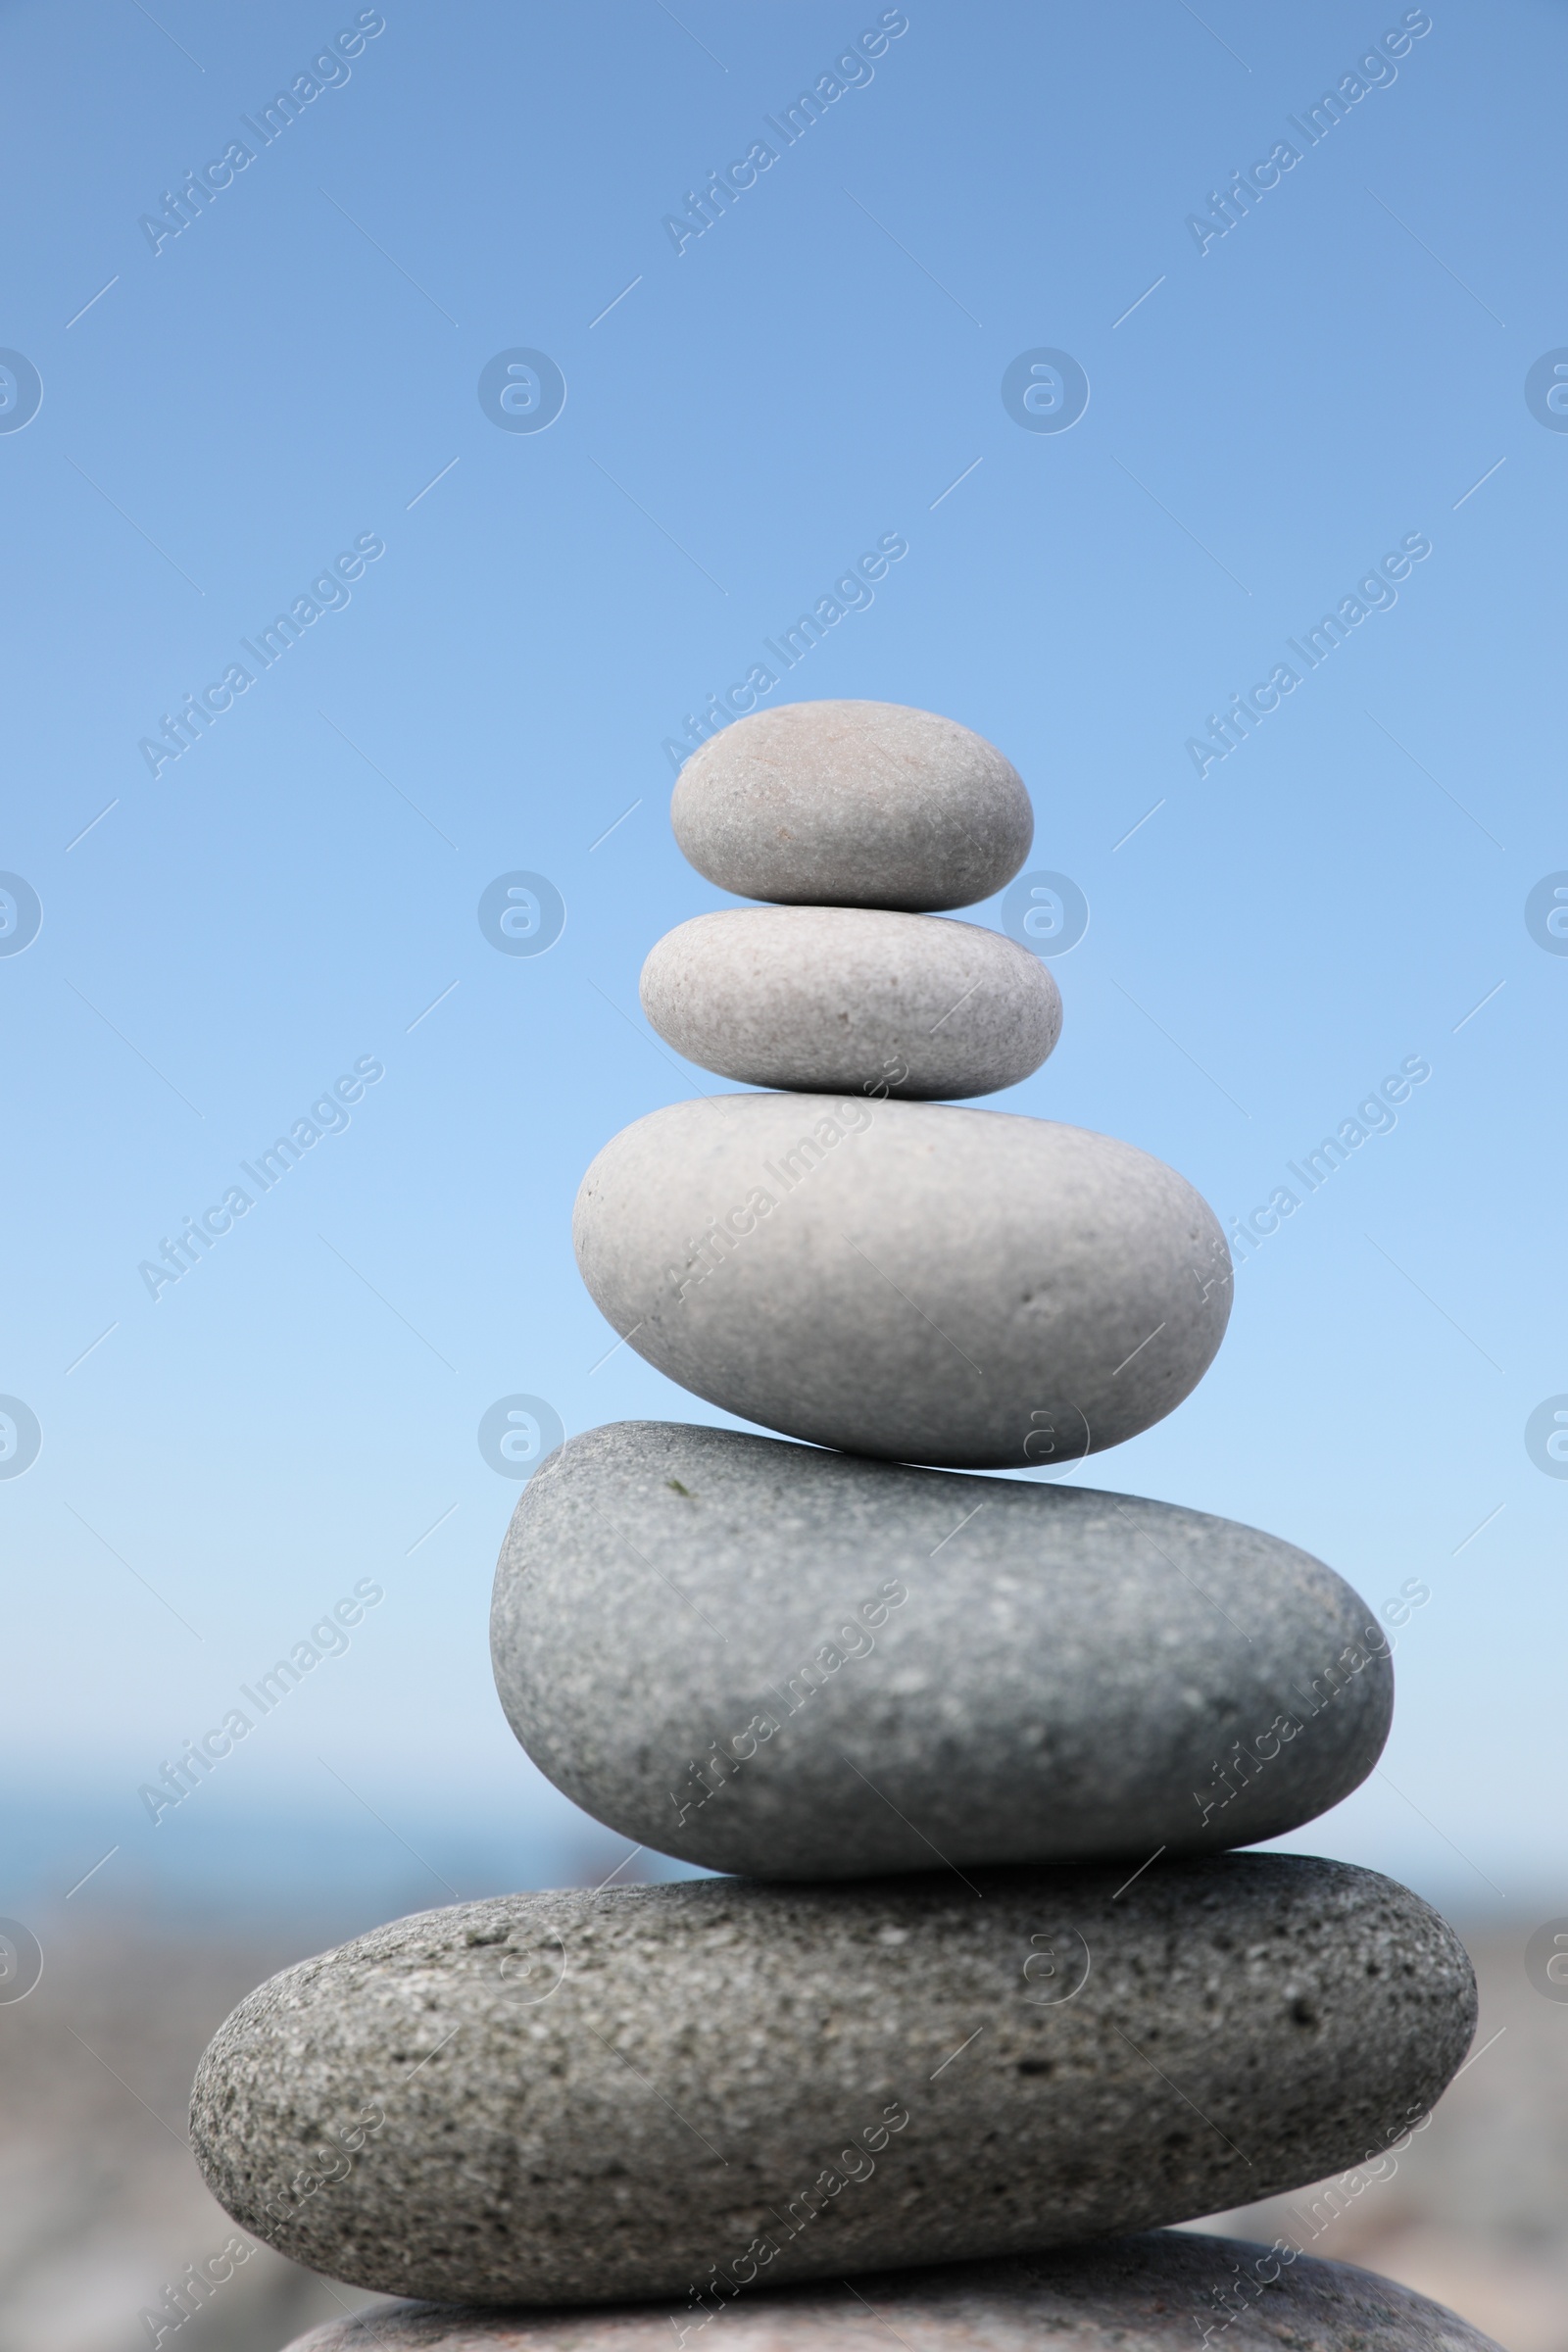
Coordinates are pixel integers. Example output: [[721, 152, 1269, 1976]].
[[1, 0, 1562, 1932]]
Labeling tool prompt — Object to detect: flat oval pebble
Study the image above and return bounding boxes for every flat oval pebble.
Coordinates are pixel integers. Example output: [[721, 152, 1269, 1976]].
[[670, 702, 1033, 912], [279, 2233, 1502, 2352], [191, 1858, 1476, 2307], [573, 1097, 1230, 1468], [490, 1422, 1393, 1878], [639, 908, 1061, 1101]]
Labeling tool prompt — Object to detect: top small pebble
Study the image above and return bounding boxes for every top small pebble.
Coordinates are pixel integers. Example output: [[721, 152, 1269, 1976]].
[[670, 700, 1034, 911]]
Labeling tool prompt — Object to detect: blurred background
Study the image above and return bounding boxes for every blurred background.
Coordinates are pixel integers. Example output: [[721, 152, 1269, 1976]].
[[1, 2, 1564, 2345]]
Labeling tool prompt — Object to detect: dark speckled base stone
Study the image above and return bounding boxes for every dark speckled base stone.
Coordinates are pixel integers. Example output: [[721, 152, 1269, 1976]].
[[278, 2232, 1502, 2350], [190, 1858, 1475, 2308]]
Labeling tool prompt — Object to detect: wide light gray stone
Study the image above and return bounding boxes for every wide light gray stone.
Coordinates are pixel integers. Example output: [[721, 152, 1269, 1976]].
[[190, 1858, 1476, 2307], [490, 1422, 1393, 1879], [572, 1096, 1231, 1469], [639, 908, 1061, 1102], [669, 702, 1033, 912], [277, 2231, 1503, 2352]]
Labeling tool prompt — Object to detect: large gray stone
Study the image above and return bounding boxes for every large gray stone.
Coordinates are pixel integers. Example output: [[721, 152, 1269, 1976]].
[[489, 1422, 1393, 1879], [278, 2232, 1502, 2350], [639, 908, 1061, 1102], [191, 1858, 1476, 2308], [669, 702, 1033, 912], [572, 1096, 1231, 1469]]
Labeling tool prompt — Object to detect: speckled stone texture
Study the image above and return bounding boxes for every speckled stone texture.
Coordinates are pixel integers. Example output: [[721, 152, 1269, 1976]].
[[669, 702, 1033, 912], [572, 1095, 1231, 1469], [190, 1859, 1476, 2308], [278, 2232, 1503, 2351], [639, 908, 1061, 1102], [489, 1422, 1394, 1878]]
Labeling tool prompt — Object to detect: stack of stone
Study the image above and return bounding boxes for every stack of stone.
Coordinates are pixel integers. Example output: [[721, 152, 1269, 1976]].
[[192, 703, 1495, 2352]]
